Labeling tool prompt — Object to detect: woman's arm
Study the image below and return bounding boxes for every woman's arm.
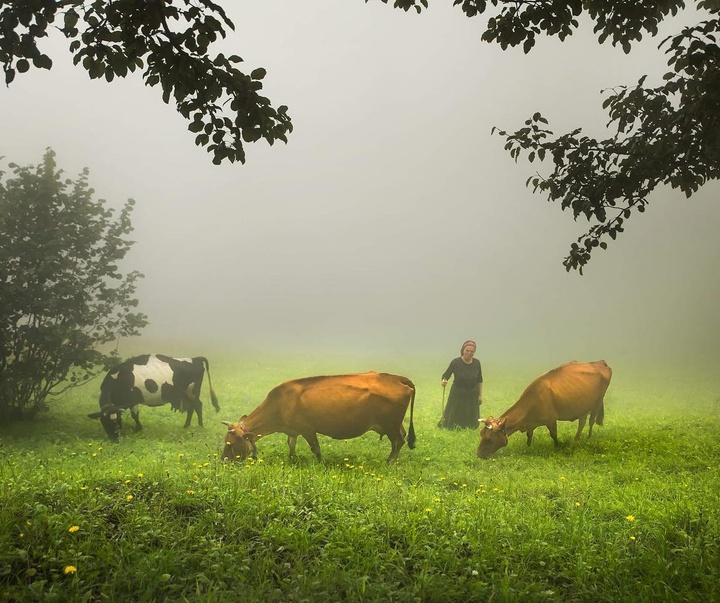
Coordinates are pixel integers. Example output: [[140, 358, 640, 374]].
[[441, 359, 456, 384]]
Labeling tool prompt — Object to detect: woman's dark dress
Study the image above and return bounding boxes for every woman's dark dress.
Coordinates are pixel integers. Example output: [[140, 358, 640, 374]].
[[438, 357, 483, 429]]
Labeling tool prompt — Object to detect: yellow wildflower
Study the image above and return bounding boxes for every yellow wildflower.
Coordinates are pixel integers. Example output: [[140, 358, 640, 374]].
[[68, 526, 80, 533], [64, 566, 77, 575], [126, 494, 133, 501], [625, 515, 635, 522]]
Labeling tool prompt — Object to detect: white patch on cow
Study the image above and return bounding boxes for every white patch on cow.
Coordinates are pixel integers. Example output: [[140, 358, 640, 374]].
[[131, 354, 182, 405]]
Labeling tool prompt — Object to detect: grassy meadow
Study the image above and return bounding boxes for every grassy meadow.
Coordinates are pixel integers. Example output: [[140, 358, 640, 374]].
[[1, 352, 719, 602]]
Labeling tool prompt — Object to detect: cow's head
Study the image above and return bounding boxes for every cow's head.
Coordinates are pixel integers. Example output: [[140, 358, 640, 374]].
[[221, 418, 258, 461], [477, 416, 508, 459], [88, 404, 124, 442]]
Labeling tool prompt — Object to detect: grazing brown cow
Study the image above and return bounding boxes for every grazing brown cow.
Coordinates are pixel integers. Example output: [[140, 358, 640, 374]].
[[222, 372, 416, 464], [477, 360, 612, 459]]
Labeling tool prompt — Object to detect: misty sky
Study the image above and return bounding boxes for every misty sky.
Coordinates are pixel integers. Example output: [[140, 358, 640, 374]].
[[3, 1, 719, 368]]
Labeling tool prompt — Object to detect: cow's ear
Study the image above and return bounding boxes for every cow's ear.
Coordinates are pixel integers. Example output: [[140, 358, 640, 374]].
[[87, 412, 102, 420], [497, 417, 506, 427]]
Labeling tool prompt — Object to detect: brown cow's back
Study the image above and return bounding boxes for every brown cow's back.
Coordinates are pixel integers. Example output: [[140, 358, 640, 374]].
[[478, 360, 611, 458], [223, 372, 416, 463], [513, 360, 612, 428], [263, 372, 412, 440]]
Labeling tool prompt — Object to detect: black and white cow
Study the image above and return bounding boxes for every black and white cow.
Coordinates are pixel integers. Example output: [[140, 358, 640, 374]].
[[88, 354, 220, 441]]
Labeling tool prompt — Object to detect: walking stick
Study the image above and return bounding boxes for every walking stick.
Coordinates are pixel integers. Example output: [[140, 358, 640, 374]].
[[440, 384, 446, 417]]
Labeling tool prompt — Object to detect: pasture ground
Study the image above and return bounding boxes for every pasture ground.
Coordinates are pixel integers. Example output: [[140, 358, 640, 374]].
[[1, 352, 719, 602]]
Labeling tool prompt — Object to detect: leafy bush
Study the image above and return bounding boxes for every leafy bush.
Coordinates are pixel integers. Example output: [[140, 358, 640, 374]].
[[0, 149, 147, 422]]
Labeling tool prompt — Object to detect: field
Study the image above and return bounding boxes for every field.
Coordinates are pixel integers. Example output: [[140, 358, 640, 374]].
[[1, 352, 719, 602]]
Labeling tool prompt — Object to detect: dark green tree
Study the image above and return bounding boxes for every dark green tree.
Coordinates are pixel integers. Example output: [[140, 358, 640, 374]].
[[2, 1, 718, 271], [0, 148, 147, 422]]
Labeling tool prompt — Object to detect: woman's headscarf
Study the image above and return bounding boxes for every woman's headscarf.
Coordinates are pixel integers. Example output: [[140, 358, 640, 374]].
[[461, 340, 476, 354]]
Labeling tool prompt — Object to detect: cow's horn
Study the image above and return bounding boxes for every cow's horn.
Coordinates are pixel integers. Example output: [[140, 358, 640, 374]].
[[221, 420, 233, 427]]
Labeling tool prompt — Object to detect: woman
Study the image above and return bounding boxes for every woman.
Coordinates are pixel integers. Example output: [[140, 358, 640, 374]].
[[438, 340, 483, 429]]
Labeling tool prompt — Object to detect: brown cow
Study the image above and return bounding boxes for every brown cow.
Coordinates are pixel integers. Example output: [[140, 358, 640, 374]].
[[222, 372, 416, 464], [477, 360, 612, 459]]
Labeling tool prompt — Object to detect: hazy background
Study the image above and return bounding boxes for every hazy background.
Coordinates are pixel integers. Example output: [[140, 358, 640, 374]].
[[3, 1, 719, 371]]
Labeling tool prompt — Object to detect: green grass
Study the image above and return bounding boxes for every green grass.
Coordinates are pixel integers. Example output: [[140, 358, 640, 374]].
[[1, 353, 719, 602]]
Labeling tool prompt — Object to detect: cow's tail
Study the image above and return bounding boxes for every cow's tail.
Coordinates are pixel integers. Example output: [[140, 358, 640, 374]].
[[406, 378, 416, 450], [201, 357, 221, 412]]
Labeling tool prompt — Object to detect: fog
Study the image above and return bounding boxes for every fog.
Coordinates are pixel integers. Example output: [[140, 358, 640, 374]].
[[3, 1, 719, 369]]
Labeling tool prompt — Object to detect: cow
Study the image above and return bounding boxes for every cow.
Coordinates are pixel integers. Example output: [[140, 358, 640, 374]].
[[477, 360, 612, 459], [88, 354, 220, 442], [222, 372, 416, 464]]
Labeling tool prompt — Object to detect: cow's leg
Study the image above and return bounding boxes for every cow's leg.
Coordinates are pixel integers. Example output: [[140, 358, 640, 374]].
[[194, 399, 203, 427], [526, 429, 535, 447], [575, 414, 587, 440], [547, 421, 559, 446], [302, 433, 323, 461], [183, 406, 194, 428], [385, 424, 407, 464], [130, 406, 142, 431], [287, 435, 298, 457], [387, 436, 405, 464], [588, 409, 597, 438], [180, 395, 201, 428]]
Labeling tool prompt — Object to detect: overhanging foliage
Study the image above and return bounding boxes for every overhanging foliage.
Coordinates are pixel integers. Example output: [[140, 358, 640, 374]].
[[0, 0, 292, 165], [2, 1, 718, 270]]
